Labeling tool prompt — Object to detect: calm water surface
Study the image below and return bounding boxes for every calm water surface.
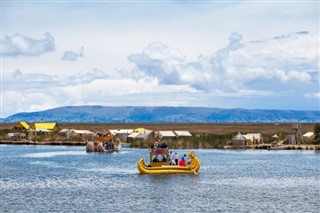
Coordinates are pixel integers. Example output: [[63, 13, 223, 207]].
[[1, 145, 319, 212]]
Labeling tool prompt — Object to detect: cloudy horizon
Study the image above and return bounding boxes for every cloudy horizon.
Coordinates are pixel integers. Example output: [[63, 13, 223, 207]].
[[1, 1, 319, 118]]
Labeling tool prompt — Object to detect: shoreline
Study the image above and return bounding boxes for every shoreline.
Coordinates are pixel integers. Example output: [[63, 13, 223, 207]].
[[0, 140, 87, 146], [224, 144, 320, 151], [1, 140, 320, 150]]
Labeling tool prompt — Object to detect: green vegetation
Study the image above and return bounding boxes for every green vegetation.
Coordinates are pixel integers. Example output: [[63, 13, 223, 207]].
[[314, 123, 320, 140], [1, 122, 319, 147]]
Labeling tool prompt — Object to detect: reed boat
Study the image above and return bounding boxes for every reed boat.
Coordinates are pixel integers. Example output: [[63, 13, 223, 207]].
[[267, 146, 288, 150], [86, 136, 121, 153], [137, 150, 200, 175]]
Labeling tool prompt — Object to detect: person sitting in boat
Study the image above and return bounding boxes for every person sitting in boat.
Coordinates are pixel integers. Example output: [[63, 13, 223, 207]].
[[182, 154, 191, 164], [149, 144, 154, 152], [187, 157, 192, 164], [163, 154, 167, 162], [174, 153, 179, 165], [178, 157, 186, 167], [169, 151, 174, 165], [156, 139, 162, 148], [152, 155, 159, 162], [161, 142, 168, 149]]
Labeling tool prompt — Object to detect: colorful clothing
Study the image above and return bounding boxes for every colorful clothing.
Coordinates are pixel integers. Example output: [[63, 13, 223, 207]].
[[178, 158, 186, 167]]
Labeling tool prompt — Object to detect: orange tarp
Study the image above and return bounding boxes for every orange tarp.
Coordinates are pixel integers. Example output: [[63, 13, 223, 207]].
[[93, 136, 113, 142]]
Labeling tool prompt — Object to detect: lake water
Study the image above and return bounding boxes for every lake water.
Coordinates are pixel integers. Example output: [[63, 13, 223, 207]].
[[1, 145, 319, 212]]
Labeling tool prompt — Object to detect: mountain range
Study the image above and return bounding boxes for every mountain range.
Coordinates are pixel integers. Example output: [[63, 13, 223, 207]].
[[1, 106, 319, 123]]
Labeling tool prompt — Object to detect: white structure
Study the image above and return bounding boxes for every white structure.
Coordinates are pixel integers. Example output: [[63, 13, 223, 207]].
[[70, 130, 93, 141], [159, 131, 176, 139], [109, 129, 119, 136], [7, 133, 26, 140], [136, 133, 151, 141], [174, 131, 192, 137], [117, 129, 134, 141], [231, 132, 246, 146], [59, 129, 70, 134], [59, 129, 73, 139], [128, 132, 140, 138], [242, 133, 263, 144], [302, 132, 315, 141], [127, 132, 141, 143], [71, 130, 92, 134]]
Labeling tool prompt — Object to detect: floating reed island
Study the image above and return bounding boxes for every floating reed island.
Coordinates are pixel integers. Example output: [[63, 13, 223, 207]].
[[0, 122, 319, 150]]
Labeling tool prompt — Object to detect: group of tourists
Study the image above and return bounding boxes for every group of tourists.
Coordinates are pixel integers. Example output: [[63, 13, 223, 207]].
[[150, 139, 191, 167], [103, 141, 114, 151], [169, 151, 190, 166], [150, 139, 168, 149]]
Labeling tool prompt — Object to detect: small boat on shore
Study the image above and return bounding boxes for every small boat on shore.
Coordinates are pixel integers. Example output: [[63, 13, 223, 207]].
[[137, 150, 200, 175], [86, 136, 121, 153], [267, 146, 289, 150]]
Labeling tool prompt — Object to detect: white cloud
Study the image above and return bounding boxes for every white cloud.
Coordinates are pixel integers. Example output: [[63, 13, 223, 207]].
[[305, 92, 320, 99], [287, 70, 311, 83], [1, 31, 319, 117], [2, 33, 55, 57], [125, 31, 318, 93], [2, 68, 109, 91], [2, 90, 60, 117], [1, 77, 198, 117], [127, 42, 185, 85], [61, 46, 84, 61]]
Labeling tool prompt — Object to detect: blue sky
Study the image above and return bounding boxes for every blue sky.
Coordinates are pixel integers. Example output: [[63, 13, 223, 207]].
[[1, 1, 319, 117]]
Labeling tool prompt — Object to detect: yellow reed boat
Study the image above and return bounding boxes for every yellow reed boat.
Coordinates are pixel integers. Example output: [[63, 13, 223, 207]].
[[137, 150, 200, 175]]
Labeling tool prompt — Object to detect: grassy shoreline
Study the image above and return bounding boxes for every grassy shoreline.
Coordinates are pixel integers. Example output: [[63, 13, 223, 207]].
[[1, 122, 318, 149], [0, 122, 316, 134]]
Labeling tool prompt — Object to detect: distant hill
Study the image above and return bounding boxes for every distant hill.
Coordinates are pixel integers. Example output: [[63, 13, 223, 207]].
[[1, 106, 320, 123]]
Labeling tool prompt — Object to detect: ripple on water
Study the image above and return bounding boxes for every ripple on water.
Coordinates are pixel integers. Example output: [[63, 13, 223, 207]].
[[23, 151, 86, 158], [1, 145, 319, 213], [80, 166, 137, 174]]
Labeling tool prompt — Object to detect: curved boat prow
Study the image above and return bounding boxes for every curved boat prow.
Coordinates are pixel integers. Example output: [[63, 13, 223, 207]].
[[86, 141, 94, 152], [114, 143, 122, 151], [137, 158, 146, 174], [96, 142, 107, 152], [86, 138, 121, 153]]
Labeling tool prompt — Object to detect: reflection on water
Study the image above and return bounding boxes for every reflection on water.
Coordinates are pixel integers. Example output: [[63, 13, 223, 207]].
[[23, 151, 86, 158], [1, 145, 319, 212]]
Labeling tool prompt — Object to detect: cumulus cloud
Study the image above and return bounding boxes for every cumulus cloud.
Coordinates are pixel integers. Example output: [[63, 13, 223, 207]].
[[61, 46, 84, 61], [2, 33, 55, 57], [125, 31, 318, 93], [127, 42, 185, 84], [2, 31, 319, 117]]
